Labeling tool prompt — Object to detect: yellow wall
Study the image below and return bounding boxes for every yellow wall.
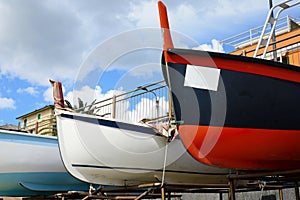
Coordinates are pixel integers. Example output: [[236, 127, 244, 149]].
[[19, 106, 56, 136]]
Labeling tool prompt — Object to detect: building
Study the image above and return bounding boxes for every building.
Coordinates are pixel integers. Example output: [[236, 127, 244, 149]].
[[221, 15, 300, 66], [16, 105, 57, 136], [0, 124, 18, 131]]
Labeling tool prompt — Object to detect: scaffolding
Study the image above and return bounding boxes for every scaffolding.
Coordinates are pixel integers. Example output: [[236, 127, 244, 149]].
[[22, 172, 300, 200]]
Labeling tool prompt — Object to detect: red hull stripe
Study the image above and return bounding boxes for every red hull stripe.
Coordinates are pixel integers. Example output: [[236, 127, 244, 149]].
[[179, 124, 300, 169], [165, 50, 300, 84]]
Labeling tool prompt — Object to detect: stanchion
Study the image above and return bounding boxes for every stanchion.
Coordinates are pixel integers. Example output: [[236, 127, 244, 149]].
[[295, 181, 300, 200], [219, 192, 223, 200]]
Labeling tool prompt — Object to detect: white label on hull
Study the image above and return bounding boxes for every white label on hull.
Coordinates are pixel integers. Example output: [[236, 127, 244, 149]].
[[184, 65, 220, 91]]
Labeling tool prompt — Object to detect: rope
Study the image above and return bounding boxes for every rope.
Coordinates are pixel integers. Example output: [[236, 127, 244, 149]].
[[161, 139, 169, 186], [165, 62, 173, 121]]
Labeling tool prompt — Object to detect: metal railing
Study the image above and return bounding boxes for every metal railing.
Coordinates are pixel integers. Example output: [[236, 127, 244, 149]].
[[76, 80, 169, 123], [220, 15, 300, 49]]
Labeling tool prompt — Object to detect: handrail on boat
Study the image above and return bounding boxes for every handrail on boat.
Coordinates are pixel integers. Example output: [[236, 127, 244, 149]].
[[74, 80, 169, 123]]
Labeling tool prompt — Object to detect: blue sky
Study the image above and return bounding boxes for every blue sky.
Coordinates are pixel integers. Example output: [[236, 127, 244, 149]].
[[0, 0, 299, 125]]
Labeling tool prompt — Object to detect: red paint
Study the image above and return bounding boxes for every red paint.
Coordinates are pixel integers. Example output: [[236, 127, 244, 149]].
[[158, 1, 174, 51], [179, 124, 300, 169], [166, 52, 300, 84]]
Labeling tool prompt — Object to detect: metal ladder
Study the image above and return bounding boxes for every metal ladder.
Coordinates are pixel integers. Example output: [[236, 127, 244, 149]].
[[253, 0, 300, 59]]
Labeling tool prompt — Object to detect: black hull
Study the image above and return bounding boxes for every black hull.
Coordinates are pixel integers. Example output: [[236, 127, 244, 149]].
[[163, 49, 300, 130]]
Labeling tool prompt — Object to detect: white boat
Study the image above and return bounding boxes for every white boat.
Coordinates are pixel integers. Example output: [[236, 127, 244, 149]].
[[55, 109, 234, 186], [0, 128, 90, 196]]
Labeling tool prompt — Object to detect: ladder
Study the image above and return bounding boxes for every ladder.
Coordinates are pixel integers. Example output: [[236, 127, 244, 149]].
[[253, 0, 300, 59]]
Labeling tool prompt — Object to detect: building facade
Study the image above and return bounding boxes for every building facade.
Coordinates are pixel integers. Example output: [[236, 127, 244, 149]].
[[16, 105, 56, 136], [222, 16, 300, 66]]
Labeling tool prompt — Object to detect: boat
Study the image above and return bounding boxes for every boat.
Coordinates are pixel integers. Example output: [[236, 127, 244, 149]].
[[0, 128, 90, 196], [52, 80, 236, 186], [158, 1, 300, 170]]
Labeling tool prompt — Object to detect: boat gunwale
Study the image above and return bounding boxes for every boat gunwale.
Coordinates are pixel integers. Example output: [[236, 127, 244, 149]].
[[57, 110, 162, 137], [167, 48, 300, 73], [0, 128, 57, 141]]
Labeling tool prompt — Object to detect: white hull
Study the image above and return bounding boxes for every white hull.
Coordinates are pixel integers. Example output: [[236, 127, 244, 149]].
[[0, 132, 63, 173], [56, 110, 232, 186], [0, 129, 89, 196]]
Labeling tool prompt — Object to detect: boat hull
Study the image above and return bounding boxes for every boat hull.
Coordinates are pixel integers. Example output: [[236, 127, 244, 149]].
[[56, 110, 233, 186], [0, 129, 89, 196], [163, 48, 300, 170]]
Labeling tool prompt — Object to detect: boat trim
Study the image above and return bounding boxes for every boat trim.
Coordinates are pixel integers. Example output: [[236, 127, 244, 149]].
[[165, 48, 300, 84], [71, 164, 228, 176], [60, 113, 161, 136]]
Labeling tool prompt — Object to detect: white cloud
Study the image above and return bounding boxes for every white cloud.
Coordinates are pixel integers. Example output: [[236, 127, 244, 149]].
[[124, 96, 168, 123], [128, 0, 270, 43], [193, 39, 224, 53], [0, 97, 16, 109], [64, 85, 123, 108], [0, 0, 296, 88], [17, 86, 39, 96], [128, 63, 161, 78], [43, 86, 55, 103], [127, 0, 158, 27], [0, 0, 135, 86]]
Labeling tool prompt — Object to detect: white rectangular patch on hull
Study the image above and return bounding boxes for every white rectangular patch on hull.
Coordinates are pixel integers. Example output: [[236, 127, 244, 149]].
[[184, 65, 220, 91]]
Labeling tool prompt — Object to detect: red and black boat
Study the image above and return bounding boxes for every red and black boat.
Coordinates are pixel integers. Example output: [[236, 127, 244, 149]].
[[158, 1, 300, 170]]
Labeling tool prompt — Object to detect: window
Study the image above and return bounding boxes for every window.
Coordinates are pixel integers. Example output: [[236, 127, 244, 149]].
[[282, 56, 289, 64], [37, 113, 41, 120], [24, 119, 27, 128]]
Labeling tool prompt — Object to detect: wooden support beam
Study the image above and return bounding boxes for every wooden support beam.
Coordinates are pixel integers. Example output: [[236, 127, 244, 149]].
[[161, 186, 165, 200], [134, 188, 152, 200], [279, 188, 283, 200], [112, 95, 116, 119], [228, 179, 236, 200]]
